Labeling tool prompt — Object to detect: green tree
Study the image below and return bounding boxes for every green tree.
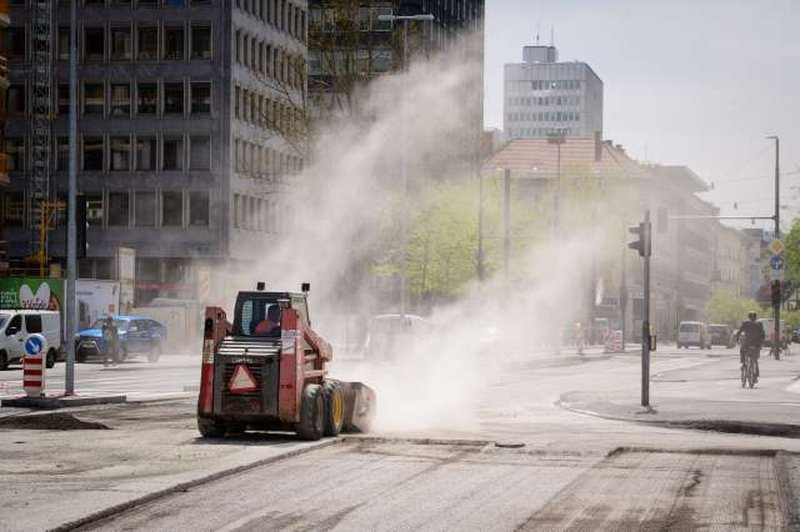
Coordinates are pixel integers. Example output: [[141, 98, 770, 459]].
[[784, 217, 800, 282], [705, 287, 762, 326]]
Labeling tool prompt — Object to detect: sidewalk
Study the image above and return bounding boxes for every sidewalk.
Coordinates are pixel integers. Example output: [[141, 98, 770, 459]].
[[559, 351, 800, 438]]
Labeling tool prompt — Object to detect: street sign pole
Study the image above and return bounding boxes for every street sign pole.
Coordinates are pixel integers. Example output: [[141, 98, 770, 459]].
[[641, 210, 651, 407], [768, 136, 780, 359]]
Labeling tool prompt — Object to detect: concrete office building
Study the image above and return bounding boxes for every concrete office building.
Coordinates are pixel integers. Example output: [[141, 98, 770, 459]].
[[4, 0, 307, 302], [503, 44, 602, 140]]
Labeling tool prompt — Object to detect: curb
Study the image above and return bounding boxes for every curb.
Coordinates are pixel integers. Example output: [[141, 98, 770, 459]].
[[1, 395, 127, 409], [557, 397, 800, 439], [50, 437, 342, 532]]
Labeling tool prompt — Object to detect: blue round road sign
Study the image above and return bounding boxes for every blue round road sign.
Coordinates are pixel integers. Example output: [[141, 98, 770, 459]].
[[770, 255, 784, 270], [24, 335, 44, 356]]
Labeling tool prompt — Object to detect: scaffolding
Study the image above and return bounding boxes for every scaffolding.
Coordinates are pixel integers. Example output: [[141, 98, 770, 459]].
[[28, 0, 53, 267]]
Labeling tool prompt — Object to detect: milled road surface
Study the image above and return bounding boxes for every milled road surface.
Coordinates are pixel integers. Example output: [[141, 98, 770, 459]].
[[4, 344, 800, 530], [79, 441, 792, 531]]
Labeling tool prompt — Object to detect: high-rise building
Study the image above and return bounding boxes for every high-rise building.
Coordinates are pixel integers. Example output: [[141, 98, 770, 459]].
[[4, 0, 307, 302], [308, 0, 484, 131], [503, 44, 602, 140]]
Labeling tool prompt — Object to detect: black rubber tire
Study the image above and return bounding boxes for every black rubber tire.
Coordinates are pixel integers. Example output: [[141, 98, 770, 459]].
[[0, 351, 7, 370], [46, 349, 56, 369], [197, 417, 226, 438], [76, 350, 87, 363], [148, 343, 162, 363], [322, 380, 344, 437], [297, 384, 324, 441]]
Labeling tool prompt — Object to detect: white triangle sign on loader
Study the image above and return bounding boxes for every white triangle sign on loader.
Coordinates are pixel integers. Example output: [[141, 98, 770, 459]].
[[228, 364, 258, 393]]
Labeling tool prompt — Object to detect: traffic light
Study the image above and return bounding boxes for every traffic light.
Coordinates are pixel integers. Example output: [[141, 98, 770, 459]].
[[628, 221, 652, 257], [771, 280, 781, 307]]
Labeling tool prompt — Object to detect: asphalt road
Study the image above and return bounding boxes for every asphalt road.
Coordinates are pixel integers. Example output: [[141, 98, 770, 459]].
[[80, 442, 792, 531], [4, 343, 800, 530]]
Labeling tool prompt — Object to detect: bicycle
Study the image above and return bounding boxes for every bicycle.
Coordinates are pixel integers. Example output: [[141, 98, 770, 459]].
[[741, 345, 759, 389]]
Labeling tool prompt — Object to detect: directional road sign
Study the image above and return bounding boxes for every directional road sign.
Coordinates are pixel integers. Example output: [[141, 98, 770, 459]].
[[770, 255, 784, 270]]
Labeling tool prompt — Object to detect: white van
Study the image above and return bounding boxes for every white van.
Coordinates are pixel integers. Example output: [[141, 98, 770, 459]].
[[0, 310, 62, 369], [677, 320, 711, 349]]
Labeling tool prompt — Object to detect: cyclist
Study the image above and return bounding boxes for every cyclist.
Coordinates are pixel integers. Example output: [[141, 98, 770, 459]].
[[734, 311, 765, 378]]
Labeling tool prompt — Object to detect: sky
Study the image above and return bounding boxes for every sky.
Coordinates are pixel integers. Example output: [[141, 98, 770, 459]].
[[483, 0, 800, 231]]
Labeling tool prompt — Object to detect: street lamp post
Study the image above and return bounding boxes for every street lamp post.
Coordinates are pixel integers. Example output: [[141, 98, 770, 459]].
[[547, 135, 565, 232], [767, 135, 780, 358], [377, 13, 434, 320]]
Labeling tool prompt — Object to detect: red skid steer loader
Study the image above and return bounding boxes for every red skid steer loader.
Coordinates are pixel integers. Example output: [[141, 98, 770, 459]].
[[197, 283, 375, 440]]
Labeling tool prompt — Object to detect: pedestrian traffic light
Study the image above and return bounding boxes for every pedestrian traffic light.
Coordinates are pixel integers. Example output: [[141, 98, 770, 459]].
[[628, 221, 651, 257], [771, 280, 781, 307]]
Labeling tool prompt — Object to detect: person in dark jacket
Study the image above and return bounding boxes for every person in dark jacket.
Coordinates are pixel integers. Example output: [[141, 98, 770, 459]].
[[734, 311, 765, 372], [102, 316, 120, 366]]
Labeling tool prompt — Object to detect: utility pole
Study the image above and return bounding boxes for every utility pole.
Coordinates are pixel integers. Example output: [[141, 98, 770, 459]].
[[65, 0, 78, 395], [767, 135, 780, 359], [378, 12, 435, 320], [503, 169, 511, 293], [547, 135, 565, 232]]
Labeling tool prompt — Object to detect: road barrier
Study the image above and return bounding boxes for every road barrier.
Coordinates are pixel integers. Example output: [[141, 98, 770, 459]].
[[605, 330, 623, 353], [23, 333, 48, 398]]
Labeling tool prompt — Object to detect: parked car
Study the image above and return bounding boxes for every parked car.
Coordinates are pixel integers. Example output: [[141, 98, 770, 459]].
[[364, 314, 431, 359], [0, 309, 62, 370], [75, 315, 167, 363], [708, 324, 734, 348], [677, 321, 711, 349]]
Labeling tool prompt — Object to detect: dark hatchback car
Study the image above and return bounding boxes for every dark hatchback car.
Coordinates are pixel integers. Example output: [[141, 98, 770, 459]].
[[75, 315, 167, 363], [708, 324, 734, 348]]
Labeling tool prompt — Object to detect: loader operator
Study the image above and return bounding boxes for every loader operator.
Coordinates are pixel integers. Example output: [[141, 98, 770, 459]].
[[254, 304, 281, 336]]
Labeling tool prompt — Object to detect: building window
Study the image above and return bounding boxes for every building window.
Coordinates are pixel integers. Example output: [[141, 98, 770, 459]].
[[6, 138, 25, 172], [58, 26, 70, 60], [83, 83, 105, 115], [111, 26, 132, 60], [135, 136, 157, 171], [56, 137, 69, 171], [134, 191, 156, 227], [7, 84, 26, 116], [110, 136, 131, 171], [84, 0, 105, 5], [165, 0, 184, 6], [137, 25, 158, 60], [58, 84, 69, 115], [189, 136, 210, 170], [162, 136, 184, 170], [138, 0, 157, 5], [4, 192, 24, 227], [162, 191, 183, 226], [190, 81, 211, 114], [191, 24, 212, 59], [163, 82, 184, 115], [234, 86, 240, 118], [84, 27, 105, 61], [7, 27, 26, 60], [189, 191, 209, 226], [107, 192, 129, 226], [110, 83, 131, 116], [85, 194, 104, 229], [163, 25, 185, 60], [137, 82, 157, 115], [82, 136, 104, 171]]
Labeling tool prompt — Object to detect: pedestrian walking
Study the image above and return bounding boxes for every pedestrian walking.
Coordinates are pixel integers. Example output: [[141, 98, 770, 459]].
[[102, 316, 119, 366]]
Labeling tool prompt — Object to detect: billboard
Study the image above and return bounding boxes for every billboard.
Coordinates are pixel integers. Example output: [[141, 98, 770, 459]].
[[0, 278, 65, 312]]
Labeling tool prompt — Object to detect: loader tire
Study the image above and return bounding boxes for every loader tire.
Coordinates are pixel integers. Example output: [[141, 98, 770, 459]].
[[322, 380, 344, 437], [197, 417, 226, 438], [297, 384, 324, 441]]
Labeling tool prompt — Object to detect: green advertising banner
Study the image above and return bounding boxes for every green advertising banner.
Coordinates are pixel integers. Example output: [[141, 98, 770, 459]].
[[0, 278, 65, 312]]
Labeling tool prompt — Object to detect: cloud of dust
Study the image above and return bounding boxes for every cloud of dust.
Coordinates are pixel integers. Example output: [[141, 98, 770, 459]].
[[233, 33, 629, 435]]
